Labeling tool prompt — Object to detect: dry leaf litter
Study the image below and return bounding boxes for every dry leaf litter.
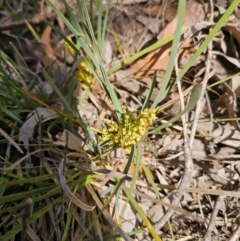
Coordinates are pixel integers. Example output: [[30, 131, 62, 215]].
[[1, 0, 240, 240]]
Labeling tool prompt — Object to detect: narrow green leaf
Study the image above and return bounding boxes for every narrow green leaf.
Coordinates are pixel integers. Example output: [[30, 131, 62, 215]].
[[130, 143, 141, 192], [0, 177, 7, 196], [0, 196, 62, 241], [150, 84, 202, 134], [151, 0, 186, 109], [124, 189, 163, 241], [179, 0, 240, 79], [0, 186, 54, 204], [61, 202, 75, 241], [2, 106, 23, 124], [123, 145, 135, 174], [107, 34, 178, 75], [142, 74, 157, 110]]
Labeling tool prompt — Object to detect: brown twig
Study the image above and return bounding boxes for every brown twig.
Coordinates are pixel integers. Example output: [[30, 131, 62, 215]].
[[0, 12, 58, 31], [120, 185, 204, 223], [153, 13, 195, 229], [189, 0, 214, 146], [21, 198, 33, 241], [154, 136, 194, 230], [229, 225, 240, 241], [48, 198, 61, 241], [203, 195, 225, 241]]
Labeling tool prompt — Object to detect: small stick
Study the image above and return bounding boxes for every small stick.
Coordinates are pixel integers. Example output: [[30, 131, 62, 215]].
[[189, 0, 214, 146], [229, 225, 240, 241], [21, 198, 33, 241], [203, 196, 225, 241], [0, 12, 59, 31], [154, 11, 195, 229]]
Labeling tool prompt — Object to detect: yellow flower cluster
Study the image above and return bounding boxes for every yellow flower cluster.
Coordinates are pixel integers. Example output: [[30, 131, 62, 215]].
[[100, 108, 156, 151], [64, 38, 76, 56], [64, 37, 94, 89]]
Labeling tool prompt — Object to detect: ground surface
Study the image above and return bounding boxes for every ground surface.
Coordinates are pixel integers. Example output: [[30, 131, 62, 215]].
[[0, 0, 240, 241]]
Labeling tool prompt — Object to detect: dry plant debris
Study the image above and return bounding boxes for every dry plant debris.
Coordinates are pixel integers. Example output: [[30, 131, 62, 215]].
[[1, 0, 240, 241]]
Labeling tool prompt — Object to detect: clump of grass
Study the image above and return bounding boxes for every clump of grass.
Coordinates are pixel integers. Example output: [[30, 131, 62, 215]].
[[0, 0, 196, 239], [1, 0, 238, 240]]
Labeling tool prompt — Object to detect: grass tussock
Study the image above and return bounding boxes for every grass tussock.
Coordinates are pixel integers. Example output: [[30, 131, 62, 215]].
[[1, 0, 240, 240]]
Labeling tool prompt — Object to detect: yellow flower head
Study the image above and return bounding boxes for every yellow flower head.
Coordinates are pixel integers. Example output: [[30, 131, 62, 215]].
[[99, 108, 156, 151], [64, 36, 77, 56], [64, 36, 94, 89]]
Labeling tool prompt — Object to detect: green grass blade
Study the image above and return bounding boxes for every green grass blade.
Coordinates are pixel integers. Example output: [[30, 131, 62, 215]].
[[42, 70, 75, 114], [97, 0, 103, 49], [151, 0, 186, 109], [44, 0, 80, 35], [150, 84, 202, 134], [61, 202, 75, 241], [209, 71, 240, 88], [101, 0, 111, 50], [107, 34, 178, 75], [0, 177, 7, 196], [123, 145, 135, 174], [124, 189, 163, 241], [2, 106, 23, 124], [179, 0, 240, 79], [0, 196, 62, 241], [130, 143, 141, 192], [81, 1, 123, 120], [0, 186, 54, 204], [142, 74, 157, 110]]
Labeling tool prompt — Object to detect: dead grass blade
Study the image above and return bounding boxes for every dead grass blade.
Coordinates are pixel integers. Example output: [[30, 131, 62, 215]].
[[58, 158, 95, 211], [86, 184, 134, 241]]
